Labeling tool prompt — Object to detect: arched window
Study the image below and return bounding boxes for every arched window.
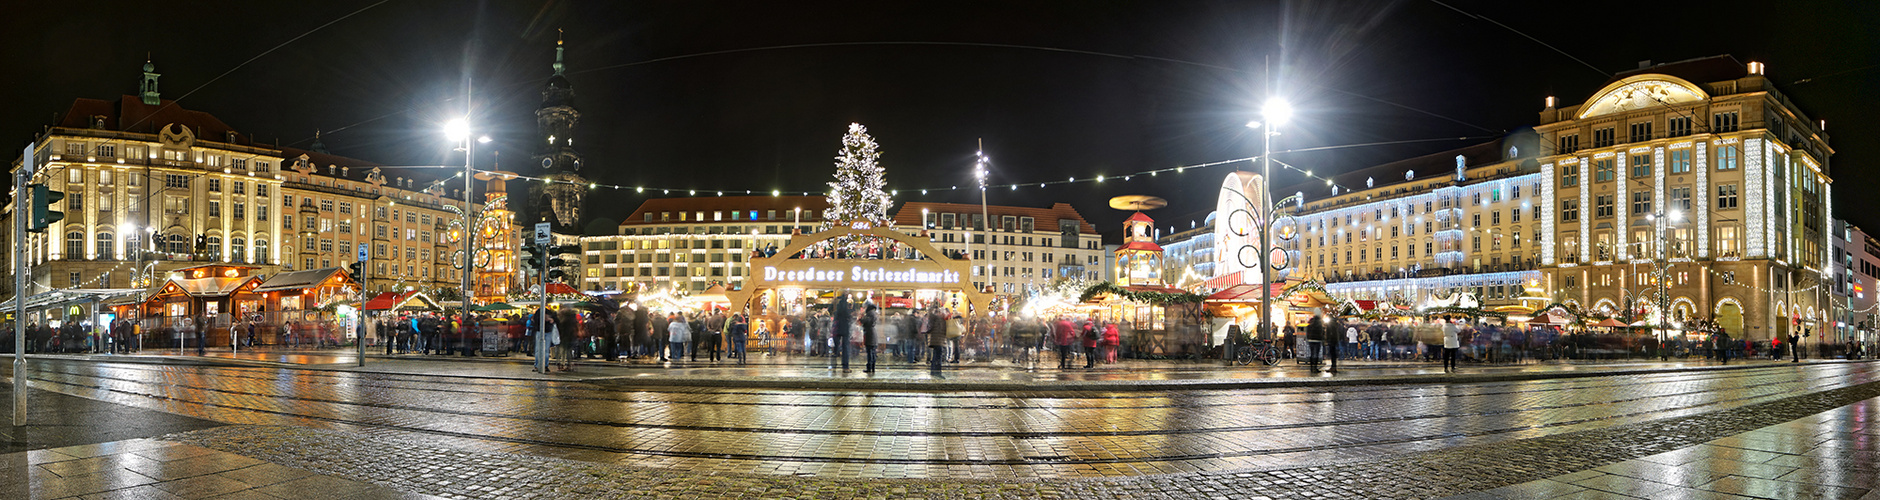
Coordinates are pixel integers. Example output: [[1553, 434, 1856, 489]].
[[165, 234, 186, 254], [231, 237, 247, 263], [96, 233, 115, 260], [65, 231, 84, 259], [207, 236, 222, 260], [254, 239, 269, 264]]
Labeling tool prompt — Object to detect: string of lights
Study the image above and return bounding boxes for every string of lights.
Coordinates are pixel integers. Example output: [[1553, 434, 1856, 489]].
[[441, 136, 1486, 200]]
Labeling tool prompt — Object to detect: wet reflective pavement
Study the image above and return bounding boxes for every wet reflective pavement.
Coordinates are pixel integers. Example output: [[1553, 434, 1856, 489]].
[[8, 357, 1878, 482]]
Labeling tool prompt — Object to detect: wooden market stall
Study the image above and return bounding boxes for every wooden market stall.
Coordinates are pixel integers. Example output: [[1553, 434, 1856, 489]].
[[134, 264, 267, 348]]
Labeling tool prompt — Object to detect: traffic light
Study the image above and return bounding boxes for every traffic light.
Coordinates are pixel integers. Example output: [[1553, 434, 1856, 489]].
[[522, 244, 545, 270], [28, 184, 64, 232], [346, 261, 366, 282], [545, 244, 579, 282]]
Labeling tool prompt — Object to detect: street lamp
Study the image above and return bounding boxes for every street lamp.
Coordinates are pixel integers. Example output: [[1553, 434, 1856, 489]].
[[1246, 98, 1291, 364], [975, 143, 992, 300], [446, 118, 492, 358]]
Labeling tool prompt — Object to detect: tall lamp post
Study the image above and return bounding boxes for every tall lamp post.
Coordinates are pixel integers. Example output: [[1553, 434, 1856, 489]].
[[445, 118, 490, 356], [975, 142, 992, 305], [1246, 99, 1291, 350], [1646, 209, 1683, 359]]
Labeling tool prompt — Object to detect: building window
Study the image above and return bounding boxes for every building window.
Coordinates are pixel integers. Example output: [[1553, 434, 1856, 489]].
[[1558, 135, 1579, 154], [1717, 226, 1741, 257], [1593, 128, 1614, 148], [1594, 159, 1615, 182], [67, 193, 82, 211], [1631, 192, 1652, 216], [1669, 187, 1691, 212], [339, 202, 352, 214], [233, 203, 245, 219], [1716, 145, 1738, 170], [208, 179, 221, 192], [1718, 184, 1739, 209], [1594, 195, 1614, 218], [1668, 116, 1692, 137], [320, 200, 334, 212], [1670, 149, 1691, 173], [97, 232, 114, 258], [65, 232, 83, 258], [1630, 154, 1651, 177], [257, 206, 268, 221], [1561, 163, 1579, 186], [208, 201, 221, 217], [1713, 111, 1739, 133], [1629, 122, 1652, 142]]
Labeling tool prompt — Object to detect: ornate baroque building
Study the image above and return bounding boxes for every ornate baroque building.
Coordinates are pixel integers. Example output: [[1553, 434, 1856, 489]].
[[1159, 56, 1832, 343], [1538, 56, 1833, 342], [3, 61, 481, 311]]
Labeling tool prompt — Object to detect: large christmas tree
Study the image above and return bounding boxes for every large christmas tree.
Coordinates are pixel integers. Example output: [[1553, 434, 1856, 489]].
[[823, 123, 893, 229]]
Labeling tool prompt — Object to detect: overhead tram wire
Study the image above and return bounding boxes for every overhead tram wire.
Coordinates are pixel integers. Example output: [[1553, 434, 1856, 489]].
[[1426, 0, 1609, 79]]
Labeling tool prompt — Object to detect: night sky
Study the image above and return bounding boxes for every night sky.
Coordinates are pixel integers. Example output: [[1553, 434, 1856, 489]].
[[5, 1, 1877, 240]]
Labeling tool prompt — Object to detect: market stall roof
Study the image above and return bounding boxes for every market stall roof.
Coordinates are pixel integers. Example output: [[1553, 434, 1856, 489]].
[[254, 268, 348, 293], [362, 291, 440, 311], [544, 282, 580, 295], [1591, 318, 1629, 328], [473, 302, 519, 311], [162, 276, 262, 298], [1116, 240, 1164, 253], [1204, 283, 1285, 303]]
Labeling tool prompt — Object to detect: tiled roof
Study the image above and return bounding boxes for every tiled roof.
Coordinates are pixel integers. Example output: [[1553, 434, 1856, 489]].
[[620, 196, 829, 227], [891, 202, 1099, 234]]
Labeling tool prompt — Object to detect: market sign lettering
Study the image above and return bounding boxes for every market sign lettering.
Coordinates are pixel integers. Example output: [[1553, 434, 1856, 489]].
[[762, 266, 960, 285]]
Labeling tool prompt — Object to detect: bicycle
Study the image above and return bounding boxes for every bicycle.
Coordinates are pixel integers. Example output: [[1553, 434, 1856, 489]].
[[1234, 341, 1281, 366]]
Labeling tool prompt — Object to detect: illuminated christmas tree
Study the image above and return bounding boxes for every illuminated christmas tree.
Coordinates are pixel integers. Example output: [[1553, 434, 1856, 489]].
[[823, 123, 893, 229]]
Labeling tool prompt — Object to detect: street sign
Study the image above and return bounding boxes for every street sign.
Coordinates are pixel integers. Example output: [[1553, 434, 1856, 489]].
[[534, 222, 551, 245], [357, 243, 368, 262]]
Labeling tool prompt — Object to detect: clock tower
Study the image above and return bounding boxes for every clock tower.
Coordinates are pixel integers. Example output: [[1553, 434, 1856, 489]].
[[531, 33, 588, 234]]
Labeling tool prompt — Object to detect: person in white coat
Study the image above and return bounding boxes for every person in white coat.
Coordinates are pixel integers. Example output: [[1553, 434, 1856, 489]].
[[667, 314, 691, 364], [1442, 319, 1462, 371]]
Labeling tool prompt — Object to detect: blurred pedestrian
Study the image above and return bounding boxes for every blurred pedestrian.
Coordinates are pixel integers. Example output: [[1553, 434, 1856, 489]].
[[861, 301, 879, 373], [666, 313, 689, 363], [728, 313, 749, 365], [832, 294, 852, 372], [1054, 316, 1076, 370], [1442, 319, 1461, 371]]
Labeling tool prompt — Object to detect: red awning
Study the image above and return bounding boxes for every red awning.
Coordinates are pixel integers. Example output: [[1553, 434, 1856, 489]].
[[545, 283, 579, 295], [362, 291, 423, 311], [1117, 240, 1164, 252]]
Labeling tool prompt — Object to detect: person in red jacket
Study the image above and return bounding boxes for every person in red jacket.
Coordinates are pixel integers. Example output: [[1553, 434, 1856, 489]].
[[1103, 322, 1121, 363], [1082, 319, 1101, 369], [1054, 317, 1077, 370]]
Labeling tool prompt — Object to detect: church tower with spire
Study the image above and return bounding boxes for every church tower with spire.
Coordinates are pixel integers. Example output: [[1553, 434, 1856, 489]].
[[530, 32, 588, 234]]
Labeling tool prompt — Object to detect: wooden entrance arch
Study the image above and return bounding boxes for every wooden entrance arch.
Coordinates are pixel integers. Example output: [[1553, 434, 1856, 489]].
[[728, 227, 990, 317]]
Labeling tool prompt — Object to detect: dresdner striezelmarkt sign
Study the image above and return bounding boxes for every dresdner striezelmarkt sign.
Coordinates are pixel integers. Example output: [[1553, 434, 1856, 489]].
[[761, 265, 961, 286]]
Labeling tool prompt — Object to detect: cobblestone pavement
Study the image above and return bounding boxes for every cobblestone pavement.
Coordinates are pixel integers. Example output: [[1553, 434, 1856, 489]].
[[0, 438, 444, 500], [10, 358, 1878, 482], [155, 377, 1880, 499]]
